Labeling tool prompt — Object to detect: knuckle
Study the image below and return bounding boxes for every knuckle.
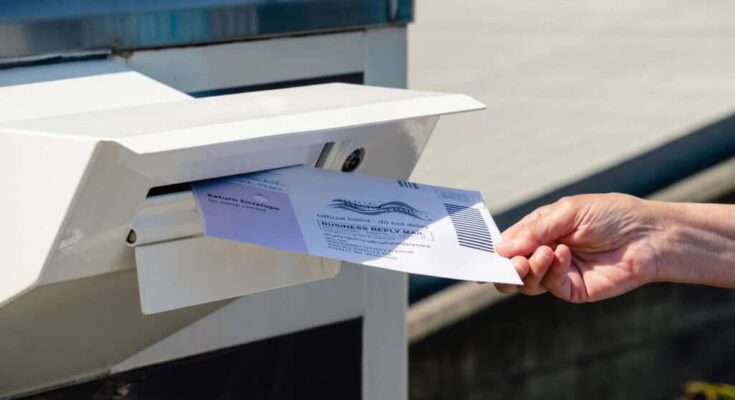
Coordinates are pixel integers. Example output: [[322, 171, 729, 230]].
[[556, 196, 577, 213], [537, 204, 557, 222], [534, 204, 552, 216], [524, 204, 551, 224], [519, 225, 540, 243], [530, 247, 553, 270]]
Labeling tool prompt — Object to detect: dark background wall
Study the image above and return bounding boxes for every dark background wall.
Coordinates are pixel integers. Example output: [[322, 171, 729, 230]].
[[21, 319, 362, 400], [410, 282, 735, 400]]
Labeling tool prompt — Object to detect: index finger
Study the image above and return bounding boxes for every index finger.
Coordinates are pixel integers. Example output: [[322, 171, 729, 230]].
[[496, 198, 577, 259]]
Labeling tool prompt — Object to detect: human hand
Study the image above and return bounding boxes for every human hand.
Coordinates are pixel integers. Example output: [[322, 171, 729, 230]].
[[495, 193, 666, 303]]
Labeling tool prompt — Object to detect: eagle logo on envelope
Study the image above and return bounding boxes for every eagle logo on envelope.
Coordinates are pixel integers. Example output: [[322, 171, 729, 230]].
[[328, 199, 429, 221]]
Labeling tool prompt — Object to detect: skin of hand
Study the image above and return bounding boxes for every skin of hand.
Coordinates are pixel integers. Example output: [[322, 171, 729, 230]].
[[495, 193, 668, 303]]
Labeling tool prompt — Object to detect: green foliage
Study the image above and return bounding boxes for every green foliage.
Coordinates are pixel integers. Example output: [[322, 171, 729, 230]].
[[682, 381, 735, 400]]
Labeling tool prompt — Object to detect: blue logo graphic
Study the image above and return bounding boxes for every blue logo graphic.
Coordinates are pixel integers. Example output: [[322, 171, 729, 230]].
[[328, 199, 429, 220]]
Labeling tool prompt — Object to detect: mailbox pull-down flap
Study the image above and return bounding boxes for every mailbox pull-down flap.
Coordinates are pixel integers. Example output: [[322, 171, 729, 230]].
[[136, 237, 340, 314], [130, 190, 340, 314]]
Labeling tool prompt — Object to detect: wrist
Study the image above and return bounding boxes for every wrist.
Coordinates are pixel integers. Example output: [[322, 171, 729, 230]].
[[649, 201, 688, 283], [648, 201, 735, 286]]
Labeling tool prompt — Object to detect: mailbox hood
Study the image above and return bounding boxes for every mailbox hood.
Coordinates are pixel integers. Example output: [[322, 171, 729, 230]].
[[6, 83, 483, 153]]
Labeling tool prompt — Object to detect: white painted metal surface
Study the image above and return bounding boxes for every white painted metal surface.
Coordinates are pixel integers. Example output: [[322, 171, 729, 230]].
[[6, 83, 480, 149], [0, 60, 191, 307], [362, 27, 411, 400], [0, 59, 188, 123], [0, 61, 210, 396], [1, 83, 481, 300], [136, 237, 341, 314], [0, 32, 480, 397]]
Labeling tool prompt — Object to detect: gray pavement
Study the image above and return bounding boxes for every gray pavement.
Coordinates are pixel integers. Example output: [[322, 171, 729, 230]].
[[408, 0, 735, 213]]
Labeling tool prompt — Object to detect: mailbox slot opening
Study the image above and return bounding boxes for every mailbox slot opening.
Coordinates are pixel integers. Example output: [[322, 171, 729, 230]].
[[131, 141, 344, 247], [146, 142, 337, 198]]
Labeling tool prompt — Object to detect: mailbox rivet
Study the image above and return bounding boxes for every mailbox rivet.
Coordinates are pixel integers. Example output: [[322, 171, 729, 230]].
[[342, 148, 365, 172], [126, 229, 137, 245]]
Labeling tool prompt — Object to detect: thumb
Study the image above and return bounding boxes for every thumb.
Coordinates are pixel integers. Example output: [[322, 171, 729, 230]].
[[497, 198, 578, 258]]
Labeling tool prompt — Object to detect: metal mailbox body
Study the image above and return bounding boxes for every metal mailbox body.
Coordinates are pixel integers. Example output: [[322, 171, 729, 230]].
[[0, 61, 483, 397]]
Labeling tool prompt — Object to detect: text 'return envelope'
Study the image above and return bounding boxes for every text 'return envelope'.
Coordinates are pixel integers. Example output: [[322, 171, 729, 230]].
[[192, 166, 521, 284]]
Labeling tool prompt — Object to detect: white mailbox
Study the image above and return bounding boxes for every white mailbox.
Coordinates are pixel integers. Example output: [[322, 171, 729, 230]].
[[0, 62, 483, 397]]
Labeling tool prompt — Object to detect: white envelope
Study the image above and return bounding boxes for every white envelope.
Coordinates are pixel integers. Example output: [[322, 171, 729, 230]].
[[192, 166, 521, 284]]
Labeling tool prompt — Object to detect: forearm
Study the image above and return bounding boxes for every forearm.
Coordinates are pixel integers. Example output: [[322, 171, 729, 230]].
[[654, 201, 735, 288]]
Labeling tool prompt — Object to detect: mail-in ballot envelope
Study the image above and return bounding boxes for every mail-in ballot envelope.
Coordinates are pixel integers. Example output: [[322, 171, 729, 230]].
[[192, 166, 521, 284]]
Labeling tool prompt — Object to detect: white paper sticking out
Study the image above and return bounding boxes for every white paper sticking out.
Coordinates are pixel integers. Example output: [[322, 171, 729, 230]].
[[192, 166, 521, 284]]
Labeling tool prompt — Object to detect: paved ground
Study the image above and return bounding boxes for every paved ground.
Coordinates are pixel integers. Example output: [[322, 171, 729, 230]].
[[408, 0, 735, 213]]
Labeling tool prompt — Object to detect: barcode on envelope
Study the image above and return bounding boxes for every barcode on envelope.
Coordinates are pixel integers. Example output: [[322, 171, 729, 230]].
[[397, 180, 419, 189], [444, 203, 495, 253]]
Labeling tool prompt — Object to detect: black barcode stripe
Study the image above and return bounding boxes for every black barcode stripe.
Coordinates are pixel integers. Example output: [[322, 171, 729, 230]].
[[448, 217, 491, 227], [447, 212, 484, 218], [455, 228, 490, 236], [460, 238, 494, 249], [452, 230, 492, 238], [456, 233, 493, 242], [397, 180, 419, 190], [461, 242, 495, 252], [456, 234, 495, 247], [457, 240, 495, 252], [445, 203, 495, 253], [456, 229, 494, 240], [456, 237, 493, 249], [450, 218, 486, 224]]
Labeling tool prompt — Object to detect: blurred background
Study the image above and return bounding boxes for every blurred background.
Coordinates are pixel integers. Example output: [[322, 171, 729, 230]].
[[407, 1, 735, 399]]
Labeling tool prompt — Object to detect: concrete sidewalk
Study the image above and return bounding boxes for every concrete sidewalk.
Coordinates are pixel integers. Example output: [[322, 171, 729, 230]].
[[408, 0, 735, 214]]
